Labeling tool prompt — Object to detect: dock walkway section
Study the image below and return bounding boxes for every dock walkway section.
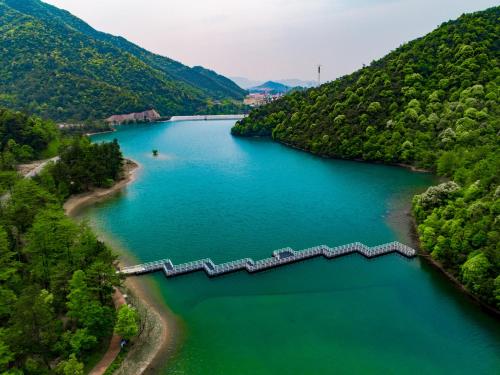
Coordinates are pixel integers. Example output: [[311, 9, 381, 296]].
[[120, 241, 416, 279]]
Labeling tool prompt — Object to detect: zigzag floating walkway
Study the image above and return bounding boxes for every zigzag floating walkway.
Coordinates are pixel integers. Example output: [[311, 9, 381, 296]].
[[119, 241, 417, 279]]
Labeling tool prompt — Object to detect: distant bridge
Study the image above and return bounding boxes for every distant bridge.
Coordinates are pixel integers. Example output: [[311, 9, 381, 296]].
[[119, 241, 416, 279], [169, 114, 247, 122]]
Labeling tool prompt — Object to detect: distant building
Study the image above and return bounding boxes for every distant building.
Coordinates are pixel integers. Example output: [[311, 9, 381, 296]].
[[244, 93, 283, 107], [105, 109, 161, 125]]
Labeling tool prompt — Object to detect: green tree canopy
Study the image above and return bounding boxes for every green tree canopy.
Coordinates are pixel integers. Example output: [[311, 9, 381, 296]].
[[114, 305, 139, 340], [231, 6, 500, 308]]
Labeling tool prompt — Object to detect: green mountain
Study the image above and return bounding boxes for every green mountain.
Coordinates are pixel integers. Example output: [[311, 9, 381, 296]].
[[0, 0, 246, 121], [233, 7, 500, 308]]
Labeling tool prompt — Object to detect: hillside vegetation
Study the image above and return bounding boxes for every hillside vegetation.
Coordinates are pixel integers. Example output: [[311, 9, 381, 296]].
[[0, 108, 132, 373], [0, 107, 59, 168], [232, 7, 500, 308], [0, 0, 246, 121]]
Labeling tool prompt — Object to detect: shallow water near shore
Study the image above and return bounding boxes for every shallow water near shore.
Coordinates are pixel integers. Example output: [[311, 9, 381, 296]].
[[85, 120, 500, 374]]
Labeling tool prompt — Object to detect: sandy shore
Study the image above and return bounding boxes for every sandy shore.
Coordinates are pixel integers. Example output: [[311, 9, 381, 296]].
[[64, 159, 139, 216], [114, 277, 175, 375], [114, 276, 178, 375], [65, 159, 176, 374]]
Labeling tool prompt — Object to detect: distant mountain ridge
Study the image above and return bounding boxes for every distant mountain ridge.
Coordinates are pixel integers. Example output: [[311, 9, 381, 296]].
[[231, 77, 317, 90], [0, 0, 246, 121], [249, 81, 292, 94]]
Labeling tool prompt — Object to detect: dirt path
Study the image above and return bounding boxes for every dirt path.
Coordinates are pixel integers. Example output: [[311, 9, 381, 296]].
[[88, 289, 126, 375], [18, 156, 60, 178]]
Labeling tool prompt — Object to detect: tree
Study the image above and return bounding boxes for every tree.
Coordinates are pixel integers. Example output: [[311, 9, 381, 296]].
[[367, 101, 382, 113], [4, 179, 58, 235], [67, 270, 114, 339], [0, 329, 14, 372], [69, 328, 97, 356], [7, 288, 61, 365], [0, 108, 58, 161], [60, 354, 84, 375], [25, 209, 78, 291], [0, 226, 17, 320], [461, 252, 491, 293], [494, 275, 500, 309], [114, 305, 139, 340], [86, 260, 121, 305], [67, 270, 92, 323]]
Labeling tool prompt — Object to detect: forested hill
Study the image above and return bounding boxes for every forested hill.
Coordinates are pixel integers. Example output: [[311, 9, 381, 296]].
[[0, 107, 135, 373], [232, 7, 500, 309], [0, 0, 246, 121]]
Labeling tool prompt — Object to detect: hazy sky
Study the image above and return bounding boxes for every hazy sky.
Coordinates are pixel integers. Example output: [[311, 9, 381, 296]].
[[44, 0, 497, 82]]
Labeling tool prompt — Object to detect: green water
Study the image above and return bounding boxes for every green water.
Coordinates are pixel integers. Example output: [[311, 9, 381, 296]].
[[85, 120, 500, 374]]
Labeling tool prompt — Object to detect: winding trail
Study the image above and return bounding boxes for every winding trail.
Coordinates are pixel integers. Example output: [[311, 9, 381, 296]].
[[23, 156, 59, 178], [88, 289, 126, 375]]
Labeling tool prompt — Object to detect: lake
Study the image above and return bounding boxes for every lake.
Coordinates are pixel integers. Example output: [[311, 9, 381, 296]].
[[85, 120, 500, 374]]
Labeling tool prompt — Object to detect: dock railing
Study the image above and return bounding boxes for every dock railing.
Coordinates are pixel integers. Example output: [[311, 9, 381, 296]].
[[119, 241, 417, 279]]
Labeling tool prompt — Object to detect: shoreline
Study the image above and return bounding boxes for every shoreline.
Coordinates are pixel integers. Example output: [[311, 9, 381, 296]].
[[410, 216, 500, 318], [85, 129, 116, 136], [270, 137, 498, 315], [64, 159, 139, 216], [65, 131, 497, 374], [64, 159, 176, 374], [115, 275, 177, 375], [275, 140, 434, 173], [386, 180, 500, 318], [418, 252, 500, 318]]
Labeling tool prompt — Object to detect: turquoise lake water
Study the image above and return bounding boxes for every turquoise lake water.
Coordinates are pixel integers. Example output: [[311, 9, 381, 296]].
[[86, 120, 500, 374]]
